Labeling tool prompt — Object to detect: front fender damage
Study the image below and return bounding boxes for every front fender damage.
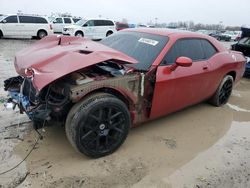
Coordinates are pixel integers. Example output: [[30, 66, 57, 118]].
[[4, 61, 151, 129]]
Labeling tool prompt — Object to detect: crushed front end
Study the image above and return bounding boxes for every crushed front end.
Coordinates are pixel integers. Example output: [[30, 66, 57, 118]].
[[4, 76, 70, 129], [3, 60, 149, 129]]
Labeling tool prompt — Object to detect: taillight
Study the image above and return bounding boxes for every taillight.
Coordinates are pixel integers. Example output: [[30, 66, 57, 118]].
[[50, 24, 53, 30]]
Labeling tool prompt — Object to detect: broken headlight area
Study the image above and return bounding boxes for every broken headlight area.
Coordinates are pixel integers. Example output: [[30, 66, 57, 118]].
[[3, 62, 135, 129], [4, 76, 71, 129]]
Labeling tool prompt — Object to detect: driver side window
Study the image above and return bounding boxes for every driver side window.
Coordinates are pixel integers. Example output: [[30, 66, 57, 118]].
[[3, 16, 18, 23], [83, 20, 94, 27], [53, 18, 63, 24], [162, 38, 206, 65]]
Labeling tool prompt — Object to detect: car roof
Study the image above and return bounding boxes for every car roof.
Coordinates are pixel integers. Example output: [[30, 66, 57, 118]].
[[85, 18, 114, 21], [125, 28, 210, 38], [4, 14, 47, 18]]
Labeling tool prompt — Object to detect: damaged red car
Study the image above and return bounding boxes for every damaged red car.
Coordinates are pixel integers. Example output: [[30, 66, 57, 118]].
[[4, 29, 246, 158]]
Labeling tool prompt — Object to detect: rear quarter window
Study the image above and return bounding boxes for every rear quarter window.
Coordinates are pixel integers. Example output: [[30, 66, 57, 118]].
[[105, 20, 114, 26], [19, 16, 48, 24], [200, 39, 217, 59], [64, 18, 71, 24]]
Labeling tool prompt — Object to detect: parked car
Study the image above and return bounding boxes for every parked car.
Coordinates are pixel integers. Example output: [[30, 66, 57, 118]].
[[223, 31, 241, 41], [51, 17, 82, 33], [209, 31, 231, 41], [115, 22, 129, 31], [241, 27, 250, 38], [4, 29, 246, 158], [62, 19, 116, 39], [196, 30, 213, 35], [0, 14, 53, 39], [231, 37, 250, 76]]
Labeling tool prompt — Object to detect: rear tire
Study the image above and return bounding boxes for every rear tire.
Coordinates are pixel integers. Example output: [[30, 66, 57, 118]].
[[106, 31, 113, 37], [209, 75, 233, 107], [37, 30, 47, 39], [65, 93, 130, 158]]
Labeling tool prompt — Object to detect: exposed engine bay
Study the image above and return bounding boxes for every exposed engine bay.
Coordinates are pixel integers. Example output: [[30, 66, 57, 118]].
[[4, 61, 153, 129]]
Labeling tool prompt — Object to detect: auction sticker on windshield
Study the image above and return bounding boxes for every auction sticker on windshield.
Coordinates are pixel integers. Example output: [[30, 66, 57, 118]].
[[138, 38, 159, 46]]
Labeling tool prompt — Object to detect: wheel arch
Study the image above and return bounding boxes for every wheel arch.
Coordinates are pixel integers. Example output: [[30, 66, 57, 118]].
[[37, 29, 47, 36], [106, 30, 113, 36], [0, 29, 3, 37], [226, 71, 236, 81], [79, 87, 134, 110], [75, 30, 84, 36]]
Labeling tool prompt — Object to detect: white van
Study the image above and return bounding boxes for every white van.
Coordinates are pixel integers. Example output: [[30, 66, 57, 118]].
[[51, 17, 81, 33], [0, 14, 53, 39], [62, 19, 116, 39]]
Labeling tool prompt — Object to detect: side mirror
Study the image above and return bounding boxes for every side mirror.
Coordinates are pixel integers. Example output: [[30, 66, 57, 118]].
[[175, 56, 193, 67], [2, 20, 7, 23], [83, 24, 87, 27]]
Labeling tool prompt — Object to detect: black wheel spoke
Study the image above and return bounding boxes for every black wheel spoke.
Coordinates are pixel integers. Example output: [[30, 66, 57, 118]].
[[99, 109, 104, 120], [105, 135, 109, 146], [107, 108, 112, 121], [114, 127, 124, 133], [89, 114, 100, 122], [81, 130, 93, 140], [217, 79, 233, 105], [96, 136, 100, 150], [111, 112, 122, 120]]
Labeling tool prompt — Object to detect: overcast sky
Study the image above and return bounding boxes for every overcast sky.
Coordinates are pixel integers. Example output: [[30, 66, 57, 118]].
[[0, 0, 248, 26]]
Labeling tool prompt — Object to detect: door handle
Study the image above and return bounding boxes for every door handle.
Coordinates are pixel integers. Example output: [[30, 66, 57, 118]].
[[203, 66, 208, 70]]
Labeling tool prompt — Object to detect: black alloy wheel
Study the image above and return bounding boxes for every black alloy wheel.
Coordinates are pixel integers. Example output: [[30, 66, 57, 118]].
[[65, 93, 130, 158], [218, 79, 233, 105], [209, 75, 234, 106]]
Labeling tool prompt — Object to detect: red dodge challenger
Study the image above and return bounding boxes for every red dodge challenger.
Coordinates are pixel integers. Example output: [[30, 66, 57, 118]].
[[4, 29, 246, 158]]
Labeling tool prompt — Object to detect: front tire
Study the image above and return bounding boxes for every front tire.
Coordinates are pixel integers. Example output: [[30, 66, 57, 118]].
[[0, 30, 3, 38], [65, 93, 130, 158], [75, 31, 84, 37], [209, 75, 233, 107]]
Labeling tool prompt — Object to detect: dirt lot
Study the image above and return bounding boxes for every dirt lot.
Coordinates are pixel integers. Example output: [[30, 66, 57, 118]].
[[0, 39, 250, 188]]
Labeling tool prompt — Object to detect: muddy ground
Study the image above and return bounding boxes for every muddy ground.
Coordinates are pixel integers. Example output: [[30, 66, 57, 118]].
[[0, 39, 249, 188]]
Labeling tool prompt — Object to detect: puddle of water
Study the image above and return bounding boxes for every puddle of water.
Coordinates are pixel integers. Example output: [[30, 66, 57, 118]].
[[160, 121, 250, 188]]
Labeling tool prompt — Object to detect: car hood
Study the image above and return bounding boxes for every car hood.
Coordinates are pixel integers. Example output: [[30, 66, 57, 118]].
[[15, 35, 138, 91]]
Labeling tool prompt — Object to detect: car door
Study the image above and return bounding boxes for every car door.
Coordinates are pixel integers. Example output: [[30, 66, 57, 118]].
[[82, 20, 96, 38], [93, 20, 103, 38], [18, 16, 34, 36], [63, 18, 72, 31], [150, 38, 212, 119], [52, 17, 63, 33], [1, 15, 19, 36]]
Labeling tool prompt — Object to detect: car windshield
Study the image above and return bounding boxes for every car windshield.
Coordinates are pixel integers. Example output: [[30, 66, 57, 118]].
[[100, 31, 168, 71], [0, 15, 6, 21], [48, 17, 55, 22], [239, 37, 250, 46], [75, 19, 86, 26]]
